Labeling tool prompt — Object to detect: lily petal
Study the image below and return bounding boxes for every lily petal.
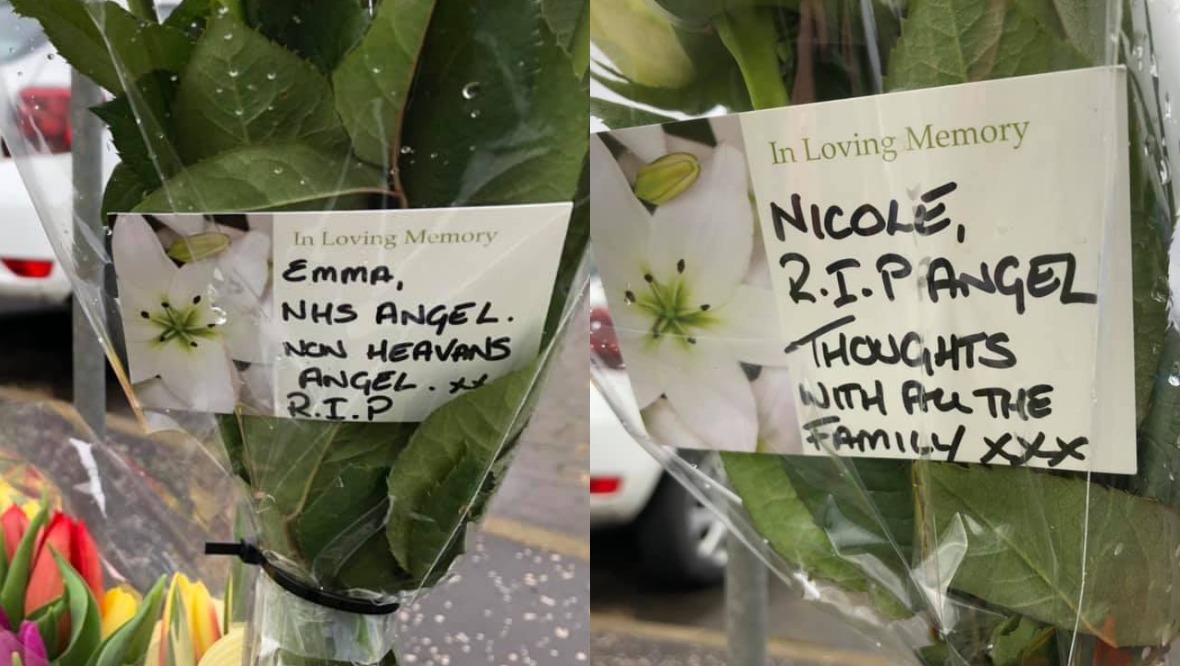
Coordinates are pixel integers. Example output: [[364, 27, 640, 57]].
[[663, 352, 759, 452], [751, 368, 802, 454], [154, 339, 236, 413], [611, 127, 668, 165], [590, 137, 652, 298], [703, 285, 789, 367], [217, 231, 270, 301], [113, 216, 177, 289], [642, 399, 708, 449], [648, 144, 754, 308]]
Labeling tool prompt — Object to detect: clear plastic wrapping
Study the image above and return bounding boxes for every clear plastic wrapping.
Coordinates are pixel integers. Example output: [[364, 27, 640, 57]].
[[591, 0, 1180, 663], [0, 1, 589, 664]]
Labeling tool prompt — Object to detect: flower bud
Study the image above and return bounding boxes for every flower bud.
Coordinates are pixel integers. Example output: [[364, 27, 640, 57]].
[[634, 152, 701, 204], [166, 233, 231, 264], [590, 0, 694, 88]]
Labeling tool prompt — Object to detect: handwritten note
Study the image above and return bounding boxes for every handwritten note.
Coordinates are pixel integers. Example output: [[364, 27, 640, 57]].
[[272, 205, 571, 422], [741, 66, 1134, 472]]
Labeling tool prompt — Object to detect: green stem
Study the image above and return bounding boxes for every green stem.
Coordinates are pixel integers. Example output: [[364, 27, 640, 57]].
[[715, 8, 790, 111], [126, 0, 158, 22]]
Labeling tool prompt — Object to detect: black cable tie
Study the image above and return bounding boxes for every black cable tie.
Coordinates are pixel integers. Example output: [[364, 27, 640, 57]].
[[204, 541, 401, 616]]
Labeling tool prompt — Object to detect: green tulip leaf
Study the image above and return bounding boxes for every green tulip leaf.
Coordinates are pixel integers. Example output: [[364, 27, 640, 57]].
[[9, 0, 192, 94], [330, 0, 436, 170], [87, 577, 167, 666], [52, 550, 103, 666], [28, 598, 67, 660], [173, 13, 352, 164], [133, 143, 387, 213], [1, 504, 49, 623]]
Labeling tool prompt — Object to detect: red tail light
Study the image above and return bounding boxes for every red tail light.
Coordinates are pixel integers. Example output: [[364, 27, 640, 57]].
[[2, 259, 54, 279], [590, 477, 622, 495], [590, 307, 624, 369], [17, 88, 72, 155]]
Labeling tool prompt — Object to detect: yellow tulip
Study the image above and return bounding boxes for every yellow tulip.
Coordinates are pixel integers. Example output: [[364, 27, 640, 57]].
[[196, 626, 245, 666], [101, 587, 141, 638], [156, 574, 223, 666]]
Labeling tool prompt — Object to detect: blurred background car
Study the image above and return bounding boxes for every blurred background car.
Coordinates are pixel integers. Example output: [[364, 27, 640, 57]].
[[0, 1, 74, 313], [589, 275, 729, 588]]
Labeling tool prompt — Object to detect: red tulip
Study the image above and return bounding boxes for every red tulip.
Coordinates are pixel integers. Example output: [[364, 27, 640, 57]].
[[24, 513, 103, 615], [1, 507, 28, 562]]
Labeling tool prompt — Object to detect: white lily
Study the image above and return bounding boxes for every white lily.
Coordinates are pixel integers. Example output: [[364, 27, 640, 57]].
[[149, 214, 275, 365], [591, 135, 786, 452], [113, 215, 237, 413]]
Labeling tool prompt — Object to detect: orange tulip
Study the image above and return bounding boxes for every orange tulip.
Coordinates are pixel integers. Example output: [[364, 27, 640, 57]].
[[1, 507, 27, 562], [23, 513, 104, 614]]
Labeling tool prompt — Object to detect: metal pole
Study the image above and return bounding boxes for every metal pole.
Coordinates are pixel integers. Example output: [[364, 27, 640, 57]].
[[726, 526, 769, 665], [71, 71, 106, 438]]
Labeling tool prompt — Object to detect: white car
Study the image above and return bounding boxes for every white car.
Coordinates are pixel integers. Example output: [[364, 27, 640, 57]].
[[589, 277, 729, 587], [0, 2, 74, 313]]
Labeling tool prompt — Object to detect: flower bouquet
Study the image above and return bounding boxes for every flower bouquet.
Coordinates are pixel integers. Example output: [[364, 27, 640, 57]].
[[590, 0, 1180, 663], [1, 0, 589, 664]]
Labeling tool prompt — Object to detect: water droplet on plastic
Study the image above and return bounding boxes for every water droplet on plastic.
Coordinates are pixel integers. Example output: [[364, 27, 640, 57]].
[[1151, 54, 1160, 78], [1167, 94, 1173, 121], [266, 72, 277, 81], [273, 167, 284, 175], [1169, 374, 1179, 387], [1114, 542, 1125, 556], [469, 110, 481, 119], [1160, 158, 1170, 184], [1133, 44, 1145, 70], [46, 54, 54, 61], [170, 74, 179, 82], [229, 69, 240, 78], [216, 5, 229, 16], [224, 32, 234, 41], [400, 145, 414, 155], [291, 14, 303, 24], [215, 87, 224, 94], [461, 82, 481, 100], [429, 152, 438, 159], [371, 67, 382, 75], [234, 109, 245, 117]]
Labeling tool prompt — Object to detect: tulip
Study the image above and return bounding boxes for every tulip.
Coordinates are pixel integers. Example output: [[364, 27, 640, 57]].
[[195, 626, 243, 666], [146, 575, 222, 666], [0, 508, 27, 563], [0, 621, 48, 666], [100, 587, 139, 639], [23, 513, 103, 615]]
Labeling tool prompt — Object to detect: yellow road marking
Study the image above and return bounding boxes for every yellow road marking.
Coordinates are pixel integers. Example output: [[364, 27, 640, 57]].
[[480, 516, 589, 561], [590, 612, 892, 665]]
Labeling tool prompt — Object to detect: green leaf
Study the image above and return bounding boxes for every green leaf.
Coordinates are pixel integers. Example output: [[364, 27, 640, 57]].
[[133, 143, 387, 213], [648, 0, 799, 27], [88, 577, 167, 666], [1135, 327, 1180, 506], [245, 0, 372, 72], [989, 616, 1058, 666], [173, 14, 352, 164], [590, 98, 676, 129], [162, 0, 213, 34], [10, 0, 192, 94], [102, 164, 154, 221], [1, 503, 48, 623], [233, 417, 416, 590], [92, 71, 181, 188], [541, 0, 589, 73], [330, 0, 436, 171], [722, 453, 912, 618], [919, 463, 1180, 646], [29, 598, 67, 659], [398, 0, 587, 208], [53, 551, 104, 666], [884, 0, 1089, 92], [387, 361, 542, 577]]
